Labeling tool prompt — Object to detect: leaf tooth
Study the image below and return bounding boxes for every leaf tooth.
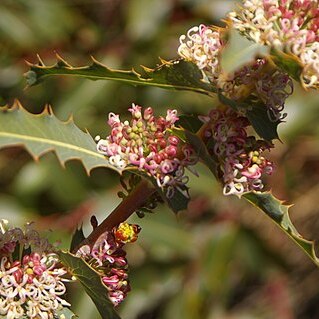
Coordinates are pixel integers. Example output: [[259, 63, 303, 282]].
[[55, 53, 72, 68], [36, 54, 45, 66]]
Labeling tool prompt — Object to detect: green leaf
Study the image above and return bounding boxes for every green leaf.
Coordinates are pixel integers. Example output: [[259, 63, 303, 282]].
[[177, 114, 203, 133], [163, 186, 190, 213], [184, 130, 219, 178], [245, 102, 280, 141], [221, 29, 269, 75], [270, 48, 303, 82], [59, 251, 121, 319], [218, 93, 280, 141], [70, 226, 86, 252], [243, 192, 319, 266], [25, 55, 216, 96], [0, 102, 119, 175]]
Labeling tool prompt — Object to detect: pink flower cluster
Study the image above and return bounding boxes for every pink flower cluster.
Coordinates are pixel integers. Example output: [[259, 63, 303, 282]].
[[96, 104, 197, 197], [220, 58, 293, 120], [229, 0, 319, 88], [76, 223, 140, 306], [0, 220, 69, 319], [178, 24, 224, 81], [201, 109, 274, 196], [178, 26, 293, 120]]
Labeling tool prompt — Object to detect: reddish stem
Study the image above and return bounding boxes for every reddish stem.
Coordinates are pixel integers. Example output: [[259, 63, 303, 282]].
[[72, 179, 156, 252]]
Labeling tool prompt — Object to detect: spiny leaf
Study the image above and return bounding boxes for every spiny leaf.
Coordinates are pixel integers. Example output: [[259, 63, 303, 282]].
[[25, 55, 216, 96], [185, 129, 319, 266], [59, 251, 121, 319], [177, 114, 203, 133], [243, 192, 319, 266], [0, 101, 120, 175], [184, 130, 219, 178], [70, 226, 86, 252], [245, 102, 280, 141], [218, 92, 280, 141]]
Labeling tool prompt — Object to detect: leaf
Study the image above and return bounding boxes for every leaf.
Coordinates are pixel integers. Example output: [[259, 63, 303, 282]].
[[185, 130, 219, 178], [245, 102, 280, 141], [270, 48, 303, 82], [218, 93, 280, 141], [70, 226, 86, 252], [59, 251, 121, 319], [163, 186, 190, 213], [177, 114, 203, 133], [243, 192, 319, 266], [0, 101, 120, 175], [25, 55, 216, 96], [221, 29, 269, 75], [132, 170, 190, 214]]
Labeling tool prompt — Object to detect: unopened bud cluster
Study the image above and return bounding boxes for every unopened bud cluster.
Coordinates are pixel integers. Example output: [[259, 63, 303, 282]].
[[229, 0, 319, 89], [76, 223, 140, 306], [201, 109, 274, 196], [0, 220, 69, 319], [96, 104, 197, 197]]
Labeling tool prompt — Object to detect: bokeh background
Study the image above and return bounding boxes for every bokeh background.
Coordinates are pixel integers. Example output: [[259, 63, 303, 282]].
[[1, 0, 319, 318]]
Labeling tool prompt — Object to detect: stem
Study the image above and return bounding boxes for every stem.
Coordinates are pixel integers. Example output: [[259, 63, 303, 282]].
[[72, 179, 156, 253]]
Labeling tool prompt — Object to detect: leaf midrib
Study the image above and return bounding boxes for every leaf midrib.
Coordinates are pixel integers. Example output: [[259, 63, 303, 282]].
[[0, 131, 105, 159]]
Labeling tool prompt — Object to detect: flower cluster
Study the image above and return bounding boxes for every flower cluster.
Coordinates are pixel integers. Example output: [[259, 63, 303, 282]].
[[229, 0, 319, 88], [96, 104, 197, 197], [219, 58, 293, 120], [178, 24, 224, 81], [178, 26, 293, 120], [0, 220, 69, 319], [201, 108, 274, 196], [76, 223, 140, 306]]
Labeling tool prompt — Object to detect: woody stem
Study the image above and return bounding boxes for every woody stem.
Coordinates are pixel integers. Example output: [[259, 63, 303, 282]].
[[72, 179, 156, 253]]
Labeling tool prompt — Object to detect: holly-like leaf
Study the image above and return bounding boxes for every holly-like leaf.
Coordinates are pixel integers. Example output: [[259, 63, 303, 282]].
[[270, 48, 303, 82], [59, 251, 121, 319], [0, 102, 120, 175], [177, 114, 203, 133], [184, 129, 319, 266], [185, 130, 219, 178], [245, 102, 280, 141], [70, 226, 86, 252], [25, 55, 216, 96], [244, 192, 319, 266], [218, 92, 280, 141]]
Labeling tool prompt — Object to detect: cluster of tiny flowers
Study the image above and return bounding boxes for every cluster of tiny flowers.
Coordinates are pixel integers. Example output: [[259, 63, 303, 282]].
[[0, 220, 69, 319], [177, 25, 293, 119], [76, 223, 140, 306], [177, 24, 224, 81], [201, 108, 274, 196], [219, 58, 293, 120], [96, 104, 197, 198], [229, 0, 319, 88]]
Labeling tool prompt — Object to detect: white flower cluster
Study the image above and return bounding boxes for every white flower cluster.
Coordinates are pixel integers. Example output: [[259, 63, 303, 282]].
[[228, 0, 319, 88], [0, 220, 69, 319], [178, 24, 223, 81]]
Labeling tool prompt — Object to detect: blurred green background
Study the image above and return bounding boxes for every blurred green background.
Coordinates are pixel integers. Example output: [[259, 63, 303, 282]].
[[1, 0, 319, 318]]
